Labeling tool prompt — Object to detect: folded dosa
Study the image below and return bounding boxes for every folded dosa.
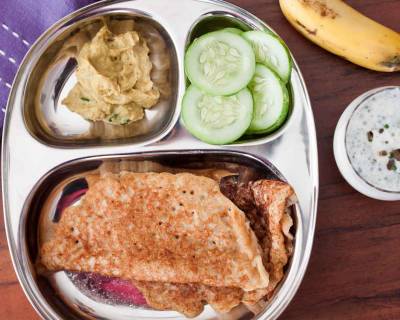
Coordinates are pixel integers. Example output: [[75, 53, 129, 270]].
[[40, 172, 269, 292], [131, 178, 294, 316]]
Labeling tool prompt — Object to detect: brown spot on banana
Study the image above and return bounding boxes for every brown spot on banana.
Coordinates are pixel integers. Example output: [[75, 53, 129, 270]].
[[295, 20, 317, 36], [300, 0, 339, 19]]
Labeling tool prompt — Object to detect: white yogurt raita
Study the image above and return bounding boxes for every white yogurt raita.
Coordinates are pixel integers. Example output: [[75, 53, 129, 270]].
[[345, 87, 400, 192]]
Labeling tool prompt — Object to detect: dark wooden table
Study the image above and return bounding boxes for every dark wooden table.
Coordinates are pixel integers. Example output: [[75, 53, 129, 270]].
[[1, 0, 399, 319]]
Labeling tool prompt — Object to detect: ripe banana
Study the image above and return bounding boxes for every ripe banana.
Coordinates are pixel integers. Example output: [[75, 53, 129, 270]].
[[279, 0, 400, 72]]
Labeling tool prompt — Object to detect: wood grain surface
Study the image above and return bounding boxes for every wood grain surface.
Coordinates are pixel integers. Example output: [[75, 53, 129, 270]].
[[1, 1, 399, 319]]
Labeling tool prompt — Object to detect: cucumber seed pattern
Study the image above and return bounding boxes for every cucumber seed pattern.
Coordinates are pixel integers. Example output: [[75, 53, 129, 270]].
[[199, 41, 241, 86], [251, 75, 275, 118], [197, 94, 240, 128], [252, 41, 280, 68]]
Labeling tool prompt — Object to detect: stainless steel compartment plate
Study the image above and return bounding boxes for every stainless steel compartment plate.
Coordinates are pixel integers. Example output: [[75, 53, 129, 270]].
[[2, 0, 319, 319]]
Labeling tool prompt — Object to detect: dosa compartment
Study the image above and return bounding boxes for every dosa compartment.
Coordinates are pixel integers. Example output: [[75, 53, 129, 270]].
[[20, 150, 299, 320]]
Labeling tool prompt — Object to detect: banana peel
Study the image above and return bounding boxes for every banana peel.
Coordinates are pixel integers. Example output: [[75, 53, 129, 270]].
[[279, 0, 400, 72]]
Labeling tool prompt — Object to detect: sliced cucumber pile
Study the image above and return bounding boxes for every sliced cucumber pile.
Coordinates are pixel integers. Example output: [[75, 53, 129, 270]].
[[185, 30, 255, 96], [243, 31, 292, 83], [247, 64, 289, 133], [183, 26, 292, 145], [182, 85, 253, 145]]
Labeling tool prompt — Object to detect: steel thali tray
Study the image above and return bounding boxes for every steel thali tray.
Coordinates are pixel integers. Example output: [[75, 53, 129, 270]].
[[2, 0, 319, 319]]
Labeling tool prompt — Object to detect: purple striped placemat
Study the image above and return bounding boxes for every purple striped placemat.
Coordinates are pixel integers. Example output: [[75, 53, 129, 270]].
[[0, 0, 97, 129]]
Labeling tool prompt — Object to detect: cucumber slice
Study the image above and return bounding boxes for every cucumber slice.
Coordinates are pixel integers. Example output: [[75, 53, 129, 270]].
[[182, 85, 253, 144], [243, 31, 292, 83], [223, 27, 244, 35], [247, 64, 289, 134], [185, 30, 255, 96]]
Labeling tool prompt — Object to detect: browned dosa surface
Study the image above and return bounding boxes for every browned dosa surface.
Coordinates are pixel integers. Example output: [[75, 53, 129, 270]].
[[40, 172, 269, 291], [134, 177, 294, 316], [40, 171, 294, 317]]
